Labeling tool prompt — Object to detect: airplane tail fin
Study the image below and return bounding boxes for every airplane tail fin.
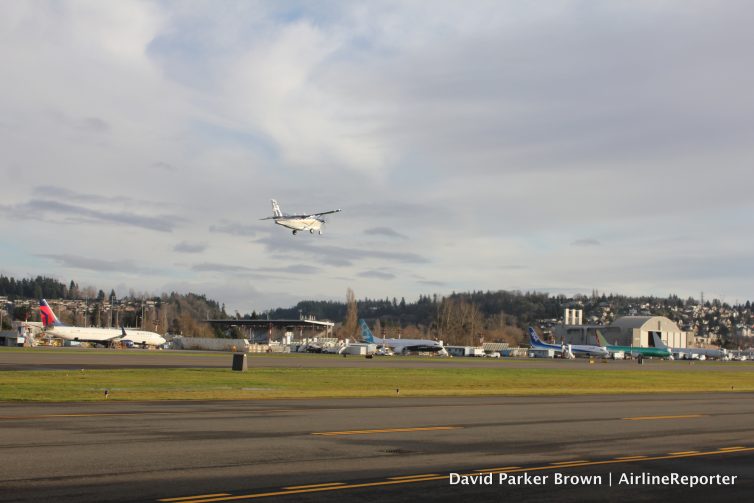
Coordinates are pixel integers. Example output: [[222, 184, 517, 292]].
[[528, 327, 543, 347], [271, 199, 282, 218], [359, 319, 374, 343], [39, 299, 64, 327], [651, 333, 668, 349], [595, 329, 609, 347]]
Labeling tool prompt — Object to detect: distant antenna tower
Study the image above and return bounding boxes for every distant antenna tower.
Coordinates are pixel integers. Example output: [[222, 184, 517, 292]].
[[699, 291, 704, 339]]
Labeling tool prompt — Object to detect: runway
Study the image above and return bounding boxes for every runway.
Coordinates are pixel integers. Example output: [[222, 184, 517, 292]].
[[1, 393, 752, 502]]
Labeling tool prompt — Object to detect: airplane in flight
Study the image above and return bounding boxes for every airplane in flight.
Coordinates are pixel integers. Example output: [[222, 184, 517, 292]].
[[595, 330, 672, 359], [359, 319, 448, 355], [260, 199, 341, 235], [39, 299, 166, 348], [528, 327, 609, 359]]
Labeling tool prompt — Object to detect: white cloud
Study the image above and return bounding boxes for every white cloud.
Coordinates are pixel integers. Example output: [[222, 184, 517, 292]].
[[2, 1, 754, 311]]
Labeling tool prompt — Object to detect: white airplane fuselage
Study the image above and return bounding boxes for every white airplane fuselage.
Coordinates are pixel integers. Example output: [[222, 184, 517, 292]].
[[378, 337, 447, 355], [275, 217, 323, 233], [358, 319, 446, 355], [528, 327, 608, 358], [263, 199, 340, 235], [45, 326, 166, 347]]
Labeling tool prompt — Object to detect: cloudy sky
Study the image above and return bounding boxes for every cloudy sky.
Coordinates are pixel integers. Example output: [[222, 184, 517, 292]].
[[2, 1, 753, 312]]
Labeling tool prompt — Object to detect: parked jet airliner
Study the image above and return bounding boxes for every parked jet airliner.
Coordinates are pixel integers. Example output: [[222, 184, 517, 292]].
[[651, 333, 727, 360], [595, 329, 671, 359], [359, 319, 447, 355], [528, 327, 609, 358], [39, 299, 166, 348]]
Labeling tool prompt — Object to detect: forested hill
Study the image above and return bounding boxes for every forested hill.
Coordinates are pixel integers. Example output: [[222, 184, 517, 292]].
[[266, 291, 693, 326], [266, 292, 563, 326], [0, 275, 227, 337]]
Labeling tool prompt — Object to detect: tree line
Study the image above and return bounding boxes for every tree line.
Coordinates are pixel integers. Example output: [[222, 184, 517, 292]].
[[1, 275, 228, 336], [4, 275, 752, 345]]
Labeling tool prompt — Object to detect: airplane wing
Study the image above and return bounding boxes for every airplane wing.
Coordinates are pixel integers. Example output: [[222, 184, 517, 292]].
[[279, 209, 342, 219], [311, 209, 342, 217]]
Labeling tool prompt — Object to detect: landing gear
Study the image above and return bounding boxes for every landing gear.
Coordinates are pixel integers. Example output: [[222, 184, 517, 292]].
[[318, 230, 323, 235], [310, 229, 314, 234], [292, 230, 297, 235]]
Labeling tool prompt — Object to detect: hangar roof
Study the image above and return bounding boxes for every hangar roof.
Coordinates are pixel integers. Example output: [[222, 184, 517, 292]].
[[610, 316, 682, 332]]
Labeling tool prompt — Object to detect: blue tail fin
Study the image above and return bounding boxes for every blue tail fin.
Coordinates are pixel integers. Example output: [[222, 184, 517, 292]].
[[528, 327, 542, 346], [359, 319, 374, 343]]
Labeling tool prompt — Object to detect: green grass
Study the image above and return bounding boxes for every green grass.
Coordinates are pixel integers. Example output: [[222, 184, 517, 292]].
[[2, 367, 753, 402]]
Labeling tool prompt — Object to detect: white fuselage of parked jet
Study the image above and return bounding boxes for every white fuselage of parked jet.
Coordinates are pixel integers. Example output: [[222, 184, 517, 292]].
[[528, 327, 609, 358], [378, 337, 448, 355], [44, 326, 166, 347]]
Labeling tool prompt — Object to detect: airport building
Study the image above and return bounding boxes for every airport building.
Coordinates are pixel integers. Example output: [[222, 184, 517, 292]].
[[609, 316, 688, 348], [0, 330, 24, 347], [554, 309, 688, 348], [205, 317, 334, 342]]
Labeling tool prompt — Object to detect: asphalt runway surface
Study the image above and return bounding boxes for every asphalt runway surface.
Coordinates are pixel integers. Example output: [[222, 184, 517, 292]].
[[2, 347, 753, 371], [1, 394, 753, 502]]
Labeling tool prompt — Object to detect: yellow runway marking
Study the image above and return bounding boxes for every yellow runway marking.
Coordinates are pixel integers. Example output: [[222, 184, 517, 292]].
[[475, 466, 520, 472], [614, 456, 647, 460], [669, 451, 699, 455], [158, 494, 231, 502], [387, 474, 440, 480], [551, 460, 589, 465], [156, 446, 754, 503], [720, 446, 746, 451], [312, 426, 460, 436], [282, 483, 345, 490], [623, 414, 705, 421]]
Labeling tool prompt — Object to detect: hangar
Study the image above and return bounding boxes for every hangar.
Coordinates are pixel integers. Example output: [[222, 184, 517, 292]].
[[555, 315, 688, 349], [609, 316, 688, 348]]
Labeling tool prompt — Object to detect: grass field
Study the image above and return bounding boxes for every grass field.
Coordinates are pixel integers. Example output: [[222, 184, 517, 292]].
[[2, 366, 754, 402]]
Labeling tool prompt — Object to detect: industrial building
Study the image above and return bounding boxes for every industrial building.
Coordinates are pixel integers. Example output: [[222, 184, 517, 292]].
[[205, 317, 334, 342], [0, 330, 24, 347], [609, 316, 689, 348], [553, 309, 688, 348]]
